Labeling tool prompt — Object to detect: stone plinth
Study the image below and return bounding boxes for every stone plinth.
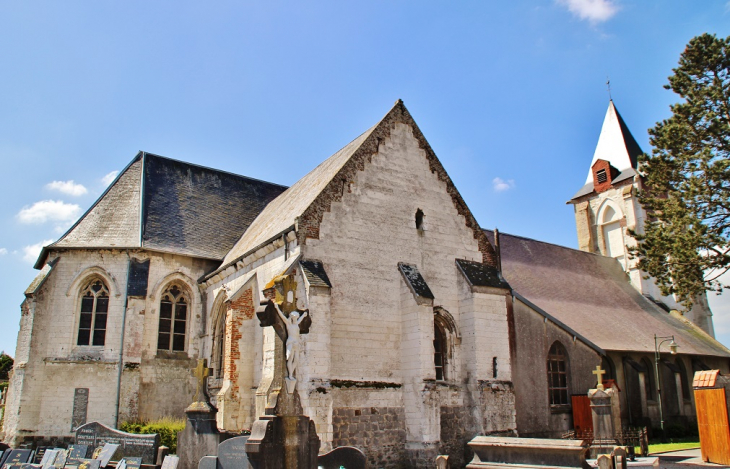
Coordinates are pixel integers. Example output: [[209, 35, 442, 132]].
[[177, 406, 221, 469], [466, 436, 590, 469], [588, 388, 615, 457]]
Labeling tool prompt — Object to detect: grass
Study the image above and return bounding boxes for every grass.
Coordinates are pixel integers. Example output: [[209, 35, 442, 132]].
[[648, 440, 700, 454]]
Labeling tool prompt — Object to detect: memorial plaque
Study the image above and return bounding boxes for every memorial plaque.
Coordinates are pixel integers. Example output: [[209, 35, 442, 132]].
[[160, 455, 179, 469], [217, 436, 250, 469], [78, 460, 101, 469], [95, 444, 119, 468], [3, 450, 34, 467], [75, 422, 159, 464], [67, 445, 89, 463], [71, 389, 89, 431], [123, 458, 141, 469]]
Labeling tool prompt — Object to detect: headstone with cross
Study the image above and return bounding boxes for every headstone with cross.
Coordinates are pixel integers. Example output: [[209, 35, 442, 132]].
[[593, 365, 606, 391], [245, 273, 320, 469], [186, 359, 213, 412]]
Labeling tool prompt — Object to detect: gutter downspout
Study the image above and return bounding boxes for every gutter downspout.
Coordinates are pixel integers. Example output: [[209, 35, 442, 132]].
[[114, 254, 132, 428]]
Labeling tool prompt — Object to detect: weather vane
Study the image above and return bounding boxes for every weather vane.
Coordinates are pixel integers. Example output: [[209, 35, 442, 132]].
[[606, 76, 612, 100]]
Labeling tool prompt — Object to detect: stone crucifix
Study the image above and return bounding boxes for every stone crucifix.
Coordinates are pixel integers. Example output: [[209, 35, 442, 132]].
[[257, 274, 311, 394], [186, 358, 213, 412], [592, 365, 606, 391]]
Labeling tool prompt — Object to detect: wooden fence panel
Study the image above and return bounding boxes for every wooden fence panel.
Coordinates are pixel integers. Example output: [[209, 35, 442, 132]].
[[695, 388, 730, 465], [572, 395, 592, 434]]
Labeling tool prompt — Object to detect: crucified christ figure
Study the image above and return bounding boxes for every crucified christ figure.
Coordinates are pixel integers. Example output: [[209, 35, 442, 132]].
[[274, 302, 309, 381]]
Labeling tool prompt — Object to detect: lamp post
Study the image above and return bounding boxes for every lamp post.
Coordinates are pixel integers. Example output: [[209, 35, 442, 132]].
[[654, 334, 679, 441]]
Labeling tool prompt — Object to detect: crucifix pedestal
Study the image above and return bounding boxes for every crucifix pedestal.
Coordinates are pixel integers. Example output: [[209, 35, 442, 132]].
[[245, 274, 320, 469], [178, 359, 221, 469], [588, 366, 616, 458]]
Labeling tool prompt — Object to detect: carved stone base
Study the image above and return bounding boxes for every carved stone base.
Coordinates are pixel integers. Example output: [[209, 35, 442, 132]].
[[246, 415, 320, 469]]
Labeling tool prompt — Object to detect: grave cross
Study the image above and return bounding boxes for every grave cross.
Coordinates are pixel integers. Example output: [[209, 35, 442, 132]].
[[592, 365, 606, 391], [192, 359, 211, 403]]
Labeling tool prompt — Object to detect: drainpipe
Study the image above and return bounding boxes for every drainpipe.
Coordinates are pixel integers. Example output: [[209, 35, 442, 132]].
[[114, 255, 132, 428]]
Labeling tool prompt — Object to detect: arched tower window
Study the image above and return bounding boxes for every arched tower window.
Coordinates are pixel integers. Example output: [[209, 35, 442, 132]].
[[77, 278, 110, 346], [547, 342, 570, 406], [641, 357, 656, 400], [600, 204, 626, 267], [157, 284, 189, 352], [434, 316, 448, 380]]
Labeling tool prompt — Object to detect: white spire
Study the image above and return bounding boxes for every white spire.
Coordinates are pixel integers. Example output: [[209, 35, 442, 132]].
[[585, 101, 640, 184]]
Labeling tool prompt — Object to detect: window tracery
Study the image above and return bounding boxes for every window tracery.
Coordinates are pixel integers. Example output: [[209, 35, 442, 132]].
[[157, 284, 188, 352], [77, 279, 109, 346]]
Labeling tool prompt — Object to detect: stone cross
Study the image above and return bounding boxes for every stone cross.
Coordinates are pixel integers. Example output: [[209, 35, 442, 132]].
[[593, 365, 606, 391], [192, 359, 211, 403]]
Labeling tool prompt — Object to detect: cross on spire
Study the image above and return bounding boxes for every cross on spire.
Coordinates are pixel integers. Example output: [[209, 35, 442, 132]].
[[606, 77, 612, 101], [593, 365, 606, 391]]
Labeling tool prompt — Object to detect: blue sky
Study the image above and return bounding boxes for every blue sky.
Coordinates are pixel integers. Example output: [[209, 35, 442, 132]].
[[1, 1, 729, 354]]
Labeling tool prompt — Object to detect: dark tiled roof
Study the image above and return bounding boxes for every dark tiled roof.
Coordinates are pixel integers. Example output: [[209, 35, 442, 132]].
[[485, 230, 730, 357], [398, 263, 434, 301], [39, 152, 286, 267], [455, 258, 510, 290], [141, 153, 286, 259], [299, 259, 332, 288]]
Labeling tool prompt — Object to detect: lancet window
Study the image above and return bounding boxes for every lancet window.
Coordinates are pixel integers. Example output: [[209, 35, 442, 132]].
[[434, 316, 448, 380], [157, 284, 188, 352], [77, 279, 110, 346]]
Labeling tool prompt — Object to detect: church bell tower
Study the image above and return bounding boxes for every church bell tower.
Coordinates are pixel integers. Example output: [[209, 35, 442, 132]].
[[568, 100, 715, 337]]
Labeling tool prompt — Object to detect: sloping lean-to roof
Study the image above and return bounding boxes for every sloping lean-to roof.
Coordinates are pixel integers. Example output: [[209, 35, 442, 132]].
[[36, 152, 287, 268], [485, 230, 730, 358]]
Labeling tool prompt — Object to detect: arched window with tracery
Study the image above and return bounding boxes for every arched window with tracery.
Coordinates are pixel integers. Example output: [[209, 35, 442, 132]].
[[547, 342, 570, 406], [213, 309, 227, 378], [434, 316, 448, 381], [77, 278, 110, 346], [157, 284, 189, 352]]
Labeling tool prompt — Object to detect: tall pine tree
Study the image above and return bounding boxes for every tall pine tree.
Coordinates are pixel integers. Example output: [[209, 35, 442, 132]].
[[633, 33, 730, 308]]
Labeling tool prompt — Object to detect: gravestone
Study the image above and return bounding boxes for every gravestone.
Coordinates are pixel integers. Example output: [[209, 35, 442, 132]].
[[116, 460, 127, 469], [67, 445, 89, 463], [160, 455, 179, 469], [466, 436, 588, 468], [197, 456, 216, 469], [176, 360, 221, 469], [33, 448, 51, 465], [0, 449, 13, 467], [124, 457, 142, 469], [217, 436, 250, 469], [96, 444, 120, 468], [317, 447, 366, 469], [52, 450, 67, 469], [78, 459, 101, 469], [611, 447, 627, 469], [75, 422, 158, 464], [3, 450, 35, 467], [72, 389, 90, 431], [156, 447, 169, 466], [38, 450, 59, 469], [596, 454, 612, 469], [435, 455, 450, 469]]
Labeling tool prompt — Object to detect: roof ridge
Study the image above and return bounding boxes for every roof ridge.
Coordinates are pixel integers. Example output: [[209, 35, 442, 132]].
[[483, 228, 610, 259]]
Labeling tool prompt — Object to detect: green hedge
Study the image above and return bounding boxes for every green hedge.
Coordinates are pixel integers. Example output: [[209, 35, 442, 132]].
[[120, 417, 186, 454]]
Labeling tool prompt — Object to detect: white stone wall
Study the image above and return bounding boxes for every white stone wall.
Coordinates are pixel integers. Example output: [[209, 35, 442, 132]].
[[5, 248, 216, 445]]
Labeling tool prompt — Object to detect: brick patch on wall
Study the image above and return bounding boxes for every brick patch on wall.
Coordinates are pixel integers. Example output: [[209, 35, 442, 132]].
[[332, 406, 406, 469]]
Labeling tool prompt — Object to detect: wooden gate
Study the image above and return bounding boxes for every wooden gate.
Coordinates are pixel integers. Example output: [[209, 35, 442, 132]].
[[571, 395, 593, 435], [695, 387, 730, 465]]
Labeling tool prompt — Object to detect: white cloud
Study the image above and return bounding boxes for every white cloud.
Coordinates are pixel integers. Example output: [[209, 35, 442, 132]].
[[22, 239, 54, 264], [101, 171, 119, 186], [556, 0, 619, 23], [46, 180, 88, 196], [17, 200, 82, 224], [492, 177, 516, 193], [0, 248, 6, 256]]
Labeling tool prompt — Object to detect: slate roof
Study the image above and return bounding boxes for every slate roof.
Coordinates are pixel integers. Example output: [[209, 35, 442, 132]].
[[398, 263, 435, 300], [37, 152, 287, 268], [455, 258, 510, 290], [485, 230, 730, 357], [299, 259, 332, 288]]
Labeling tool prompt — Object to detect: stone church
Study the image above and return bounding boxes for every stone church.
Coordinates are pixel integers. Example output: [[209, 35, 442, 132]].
[[5, 100, 729, 467]]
